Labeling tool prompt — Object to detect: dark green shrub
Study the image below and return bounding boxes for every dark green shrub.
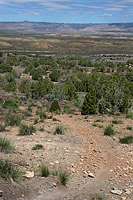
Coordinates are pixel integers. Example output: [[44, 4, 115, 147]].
[[50, 100, 60, 112], [104, 125, 115, 136], [53, 118, 61, 122], [2, 99, 18, 110], [40, 164, 50, 177], [4, 82, 17, 92], [0, 63, 12, 73], [54, 125, 64, 135], [119, 135, 133, 144], [19, 124, 36, 136], [0, 137, 14, 153], [0, 159, 22, 180], [112, 120, 123, 124], [49, 70, 60, 82], [32, 144, 43, 150], [81, 86, 97, 115], [126, 126, 133, 131]]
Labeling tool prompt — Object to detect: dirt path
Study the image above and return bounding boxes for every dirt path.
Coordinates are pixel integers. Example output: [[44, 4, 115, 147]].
[[1, 114, 133, 200]]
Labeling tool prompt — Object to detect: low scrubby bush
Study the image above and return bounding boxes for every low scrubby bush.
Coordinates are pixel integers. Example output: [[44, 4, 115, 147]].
[[2, 99, 18, 110], [19, 124, 36, 136], [112, 120, 123, 124], [5, 113, 22, 126], [0, 159, 22, 180], [32, 144, 43, 150], [119, 135, 133, 144], [104, 125, 115, 136], [54, 125, 64, 135], [126, 110, 133, 119], [0, 137, 14, 153], [126, 125, 133, 131]]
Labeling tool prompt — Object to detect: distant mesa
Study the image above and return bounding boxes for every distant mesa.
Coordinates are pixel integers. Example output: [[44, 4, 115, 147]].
[[0, 22, 133, 35]]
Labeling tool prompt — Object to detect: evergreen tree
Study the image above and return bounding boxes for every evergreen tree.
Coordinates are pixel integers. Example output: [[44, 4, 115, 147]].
[[81, 86, 97, 115], [50, 100, 60, 112]]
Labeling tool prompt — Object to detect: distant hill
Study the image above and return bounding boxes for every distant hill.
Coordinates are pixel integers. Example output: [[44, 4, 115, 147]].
[[0, 22, 133, 35]]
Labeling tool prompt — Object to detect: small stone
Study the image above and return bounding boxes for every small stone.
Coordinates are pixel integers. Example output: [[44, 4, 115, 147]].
[[71, 168, 75, 173], [124, 189, 131, 195], [54, 161, 59, 164], [121, 197, 126, 200], [53, 183, 56, 187], [0, 190, 3, 197], [111, 189, 123, 195], [23, 171, 34, 179], [88, 172, 95, 178]]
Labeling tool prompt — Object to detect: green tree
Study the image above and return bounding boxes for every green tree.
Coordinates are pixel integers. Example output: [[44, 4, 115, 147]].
[[81, 86, 97, 115], [50, 100, 61, 112], [49, 70, 60, 82]]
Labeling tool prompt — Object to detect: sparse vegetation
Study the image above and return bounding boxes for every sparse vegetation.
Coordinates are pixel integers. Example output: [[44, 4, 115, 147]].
[[5, 113, 22, 126], [40, 164, 50, 177], [0, 137, 14, 153], [0, 159, 22, 180], [91, 194, 104, 200], [104, 125, 115, 136], [0, 43, 132, 199], [19, 124, 36, 136], [54, 125, 64, 135], [126, 110, 133, 119], [112, 120, 123, 124], [32, 144, 43, 150], [126, 125, 133, 131], [119, 135, 133, 144], [59, 170, 69, 186]]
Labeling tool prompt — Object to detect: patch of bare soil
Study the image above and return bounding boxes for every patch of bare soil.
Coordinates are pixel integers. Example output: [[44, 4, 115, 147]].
[[0, 112, 132, 200]]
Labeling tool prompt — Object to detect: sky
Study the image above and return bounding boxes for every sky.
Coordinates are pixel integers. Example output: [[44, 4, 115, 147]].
[[0, 0, 133, 23]]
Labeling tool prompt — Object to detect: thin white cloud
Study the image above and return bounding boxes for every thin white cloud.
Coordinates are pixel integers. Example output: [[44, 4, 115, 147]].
[[101, 13, 113, 17], [0, 0, 132, 17]]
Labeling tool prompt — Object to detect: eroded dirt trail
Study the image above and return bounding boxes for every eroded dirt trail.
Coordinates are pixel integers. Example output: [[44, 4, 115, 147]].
[[1, 114, 132, 200], [30, 114, 132, 200]]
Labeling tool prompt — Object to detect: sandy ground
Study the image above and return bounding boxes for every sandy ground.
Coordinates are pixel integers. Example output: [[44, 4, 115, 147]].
[[0, 112, 133, 200]]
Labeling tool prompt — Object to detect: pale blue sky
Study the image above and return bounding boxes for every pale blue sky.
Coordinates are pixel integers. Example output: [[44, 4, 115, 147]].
[[0, 0, 132, 23]]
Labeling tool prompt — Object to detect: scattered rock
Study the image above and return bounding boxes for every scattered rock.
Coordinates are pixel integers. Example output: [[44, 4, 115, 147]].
[[23, 171, 34, 179], [111, 189, 123, 195], [124, 189, 131, 195], [53, 183, 57, 187], [54, 161, 59, 164], [0, 190, 3, 197], [88, 172, 95, 178], [121, 197, 126, 200]]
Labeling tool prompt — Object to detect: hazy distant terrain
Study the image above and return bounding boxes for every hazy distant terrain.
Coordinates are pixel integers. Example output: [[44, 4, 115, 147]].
[[0, 33, 133, 55], [0, 22, 133, 35]]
